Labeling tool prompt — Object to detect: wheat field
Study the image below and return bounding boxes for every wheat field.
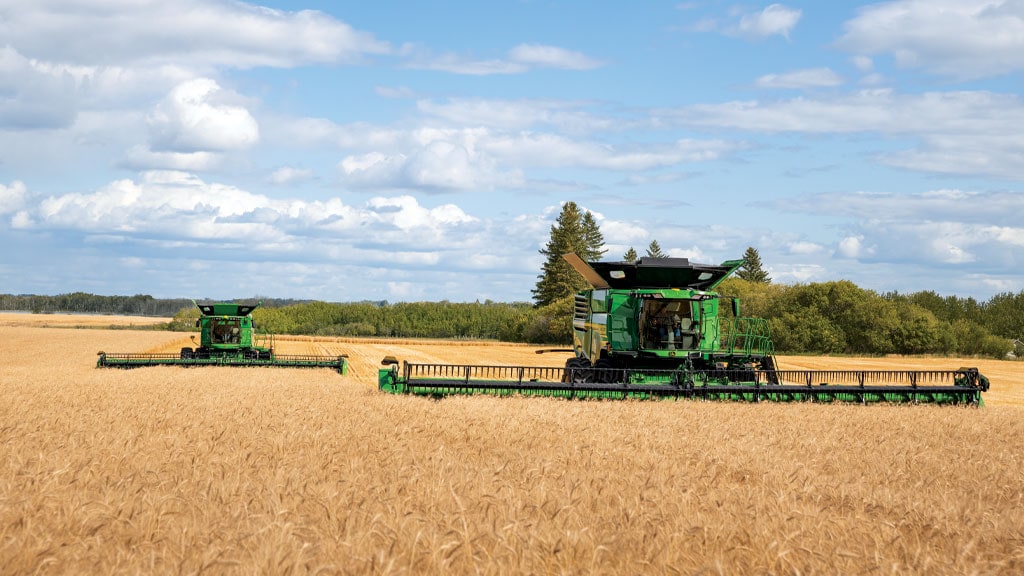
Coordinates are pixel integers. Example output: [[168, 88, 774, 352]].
[[1, 314, 1022, 574]]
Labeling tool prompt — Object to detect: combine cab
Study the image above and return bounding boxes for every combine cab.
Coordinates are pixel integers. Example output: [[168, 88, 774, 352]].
[[98, 301, 348, 374], [379, 254, 989, 404]]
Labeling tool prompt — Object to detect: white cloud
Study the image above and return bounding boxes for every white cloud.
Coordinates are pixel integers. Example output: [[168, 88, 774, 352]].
[[268, 167, 314, 185], [777, 189, 1024, 227], [148, 79, 259, 153], [598, 220, 650, 244], [366, 195, 476, 230], [3, 1, 390, 70], [665, 90, 1024, 179], [417, 98, 616, 134], [773, 264, 827, 284], [774, 189, 1024, 271], [121, 146, 223, 172], [786, 241, 825, 255], [837, 235, 871, 259], [403, 43, 603, 75], [851, 55, 874, 72], [0, 181, 28, 215], [14, 172, 493, 263], [838, 0, 1024, 79], [755, 68, 843, 89], [507, 44, 603, 70], [736, 4, 802, 39], [0, 47, 78, 129], [338, 142, 525, 193]]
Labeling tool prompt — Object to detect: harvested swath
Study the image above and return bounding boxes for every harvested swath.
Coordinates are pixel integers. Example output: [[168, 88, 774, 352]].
[[1, 324, 1022, 574]]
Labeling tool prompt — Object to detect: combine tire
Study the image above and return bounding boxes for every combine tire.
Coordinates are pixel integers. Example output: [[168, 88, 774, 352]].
[[594, 358, 624, 383], [180, 347, 193, 360], [565, 358, 594, 383]]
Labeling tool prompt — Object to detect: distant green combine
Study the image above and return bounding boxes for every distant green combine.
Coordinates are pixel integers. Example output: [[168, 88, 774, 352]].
[[98, 301, 347, 373]]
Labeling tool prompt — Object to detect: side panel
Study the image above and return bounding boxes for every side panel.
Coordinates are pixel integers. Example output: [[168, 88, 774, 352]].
[[585, 289, 608, 361], [607, 292, 637, 351], [199, 316, 213, 348], [699, 298, 721, 353]]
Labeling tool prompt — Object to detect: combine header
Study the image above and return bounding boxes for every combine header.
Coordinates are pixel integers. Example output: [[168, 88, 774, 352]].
[[98, 301, 348, 374], [379, 255, 989, 404]]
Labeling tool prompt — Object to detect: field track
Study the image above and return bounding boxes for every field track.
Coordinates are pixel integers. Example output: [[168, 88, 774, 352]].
[[2, 313, 1023, 574]]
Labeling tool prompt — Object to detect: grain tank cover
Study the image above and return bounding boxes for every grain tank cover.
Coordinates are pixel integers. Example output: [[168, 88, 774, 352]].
[[585, 257, 743, 290]]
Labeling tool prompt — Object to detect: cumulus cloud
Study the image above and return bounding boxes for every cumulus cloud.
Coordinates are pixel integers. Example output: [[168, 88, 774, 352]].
[[837, 235, 872, 259], [14, 171, 490, 262], [338, 141, 525, 193], [838, 0, 1024, 79], [0, 181, 29, 215], [148, 79, 259, 152]]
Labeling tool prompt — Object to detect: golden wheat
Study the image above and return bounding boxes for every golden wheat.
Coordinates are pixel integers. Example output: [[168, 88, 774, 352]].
[[1, 319, 1022, 574]]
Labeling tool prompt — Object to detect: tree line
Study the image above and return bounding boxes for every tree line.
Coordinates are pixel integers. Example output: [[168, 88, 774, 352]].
[[4, 201, 1022, 357]]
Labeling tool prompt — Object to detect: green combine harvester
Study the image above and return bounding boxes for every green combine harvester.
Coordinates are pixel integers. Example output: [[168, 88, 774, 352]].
[[379, 254, 989, 404], [97, 301, 348, 374]]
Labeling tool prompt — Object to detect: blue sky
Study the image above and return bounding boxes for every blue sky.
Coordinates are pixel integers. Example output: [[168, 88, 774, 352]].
[[1, 0, 1022, 302]]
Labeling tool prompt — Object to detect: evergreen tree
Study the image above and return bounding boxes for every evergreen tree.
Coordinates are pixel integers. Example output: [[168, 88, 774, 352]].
[[532, 202, 605, 306], [623, 247, 638, 262], [581, 211, 607, 261], [736, 246, 771, 283], [645, 239, 666, 258]]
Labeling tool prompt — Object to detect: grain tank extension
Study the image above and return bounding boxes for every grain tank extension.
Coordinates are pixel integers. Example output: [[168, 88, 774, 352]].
[[97, 301, 348, 373], [378, 254, 989, 404]]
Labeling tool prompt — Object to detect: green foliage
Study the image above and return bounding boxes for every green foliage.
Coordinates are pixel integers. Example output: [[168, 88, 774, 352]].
[[622, 247, 638, 263], [891, 304, 941, 355], [523, 295, 575, 344], [769, 309, 847, 354], [981, 292, 1024, 339], [736, 246, 771, 283], [716, 278, 784, 320], [167, 306, 200, 331]]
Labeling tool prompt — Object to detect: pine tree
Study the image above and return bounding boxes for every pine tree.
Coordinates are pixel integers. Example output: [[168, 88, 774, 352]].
[[581, 211, 607, 262], [623, 247, 638, 262], [645, 239, 666, 258], [532, 202, 605, 306], [736, 246, 771, 283]]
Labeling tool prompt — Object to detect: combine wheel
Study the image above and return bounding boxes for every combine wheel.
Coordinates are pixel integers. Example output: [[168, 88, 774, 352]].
[[565, 358, 594, 383], [594, 358, 623, 383], [180, 347, 193, 360]]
